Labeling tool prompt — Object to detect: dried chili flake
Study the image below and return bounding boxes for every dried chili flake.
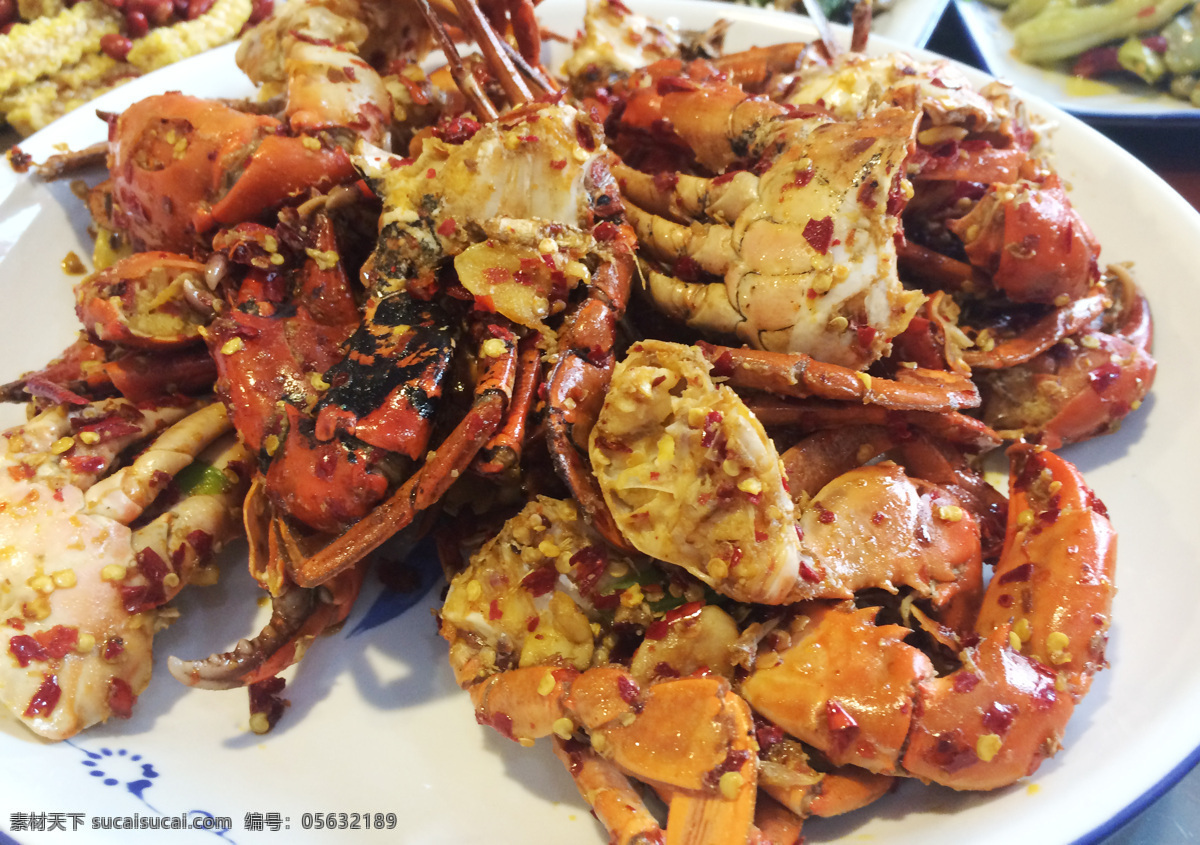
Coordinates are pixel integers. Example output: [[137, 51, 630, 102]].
[[103, 636, 125, 661], [34, 625, 79, 659], [798, 560, 823, 583], [9, 635, 48, 667], [25, 674, 61, 717], [664, 601, 704, 626], [616, 674, 640, 704], [803, 216, 834, 255], [108, 678, 137, 719], [521, 566, 557, 597]]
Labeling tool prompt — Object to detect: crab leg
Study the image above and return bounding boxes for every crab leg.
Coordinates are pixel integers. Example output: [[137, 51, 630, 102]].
[[474, 333, 542, 476], [84, 401, 235, 522], [745, 398, 1001, 451], [552, 738, 666, 845], [546, 254, 638, 551], [415, 0, 499, 120], [122, 434, 252, 612], [962, 287, 1109, 370], [167, 563, 365, 690], [613, 163, 760, 226], [699, 342, 980, 412], [451, 0, 533, 106]]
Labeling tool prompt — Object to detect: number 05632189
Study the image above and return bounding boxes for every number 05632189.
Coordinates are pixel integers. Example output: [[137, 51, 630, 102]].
[[300, 812, 398, 830]]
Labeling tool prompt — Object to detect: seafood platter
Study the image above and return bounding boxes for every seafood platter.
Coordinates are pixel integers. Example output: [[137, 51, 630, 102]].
[[1, 0, 1199, 842]]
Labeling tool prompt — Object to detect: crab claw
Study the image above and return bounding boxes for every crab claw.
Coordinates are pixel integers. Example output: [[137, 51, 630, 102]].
[[75, 252, 213, 350]]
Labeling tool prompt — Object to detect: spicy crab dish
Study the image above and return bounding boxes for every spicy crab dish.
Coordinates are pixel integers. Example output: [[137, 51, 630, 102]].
[[0, 0, 1195, 842]]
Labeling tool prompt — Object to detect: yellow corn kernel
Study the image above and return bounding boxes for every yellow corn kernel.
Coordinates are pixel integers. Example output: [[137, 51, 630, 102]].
[[976, 733, 1003, 762], [51, 569, 76, 589], [719, 771, 745, 799], [480, 337, 508, 359], [26, 596, 51, 621], [50, 436, 75, 454], [737, 477, 763, 495], [655, 435, 675, 467], [100, 564, 127, 582], [29, 575, 54, 594], [465, 580, 482, 602], [249, 712, 272, 735], [937, 505, 964, 523], [564, 260, 589, 281]]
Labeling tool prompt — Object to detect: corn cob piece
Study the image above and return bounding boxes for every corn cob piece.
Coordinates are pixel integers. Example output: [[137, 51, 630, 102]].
[[0, 0, 122, 97], [0, 53, 139, 136], [126, 0, 252, 71], [17, 0, 65, 21]]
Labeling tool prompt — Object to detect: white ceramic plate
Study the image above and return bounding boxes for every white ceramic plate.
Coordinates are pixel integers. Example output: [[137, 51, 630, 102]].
[[711, 0, 952, 47], [2, 2, 1199, 843], [868, 0, 953, 46], [955, 0, 1200, 123]]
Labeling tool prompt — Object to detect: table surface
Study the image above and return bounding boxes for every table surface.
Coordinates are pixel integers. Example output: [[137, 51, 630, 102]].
[[2, 7, 1198, 844], [926, 10, 1200, 845]]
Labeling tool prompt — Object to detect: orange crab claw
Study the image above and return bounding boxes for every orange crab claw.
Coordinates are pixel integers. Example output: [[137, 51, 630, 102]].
[[208, 135, 358, 228], [75, 252, 212, 350], [949, 175, 1100, 305]]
